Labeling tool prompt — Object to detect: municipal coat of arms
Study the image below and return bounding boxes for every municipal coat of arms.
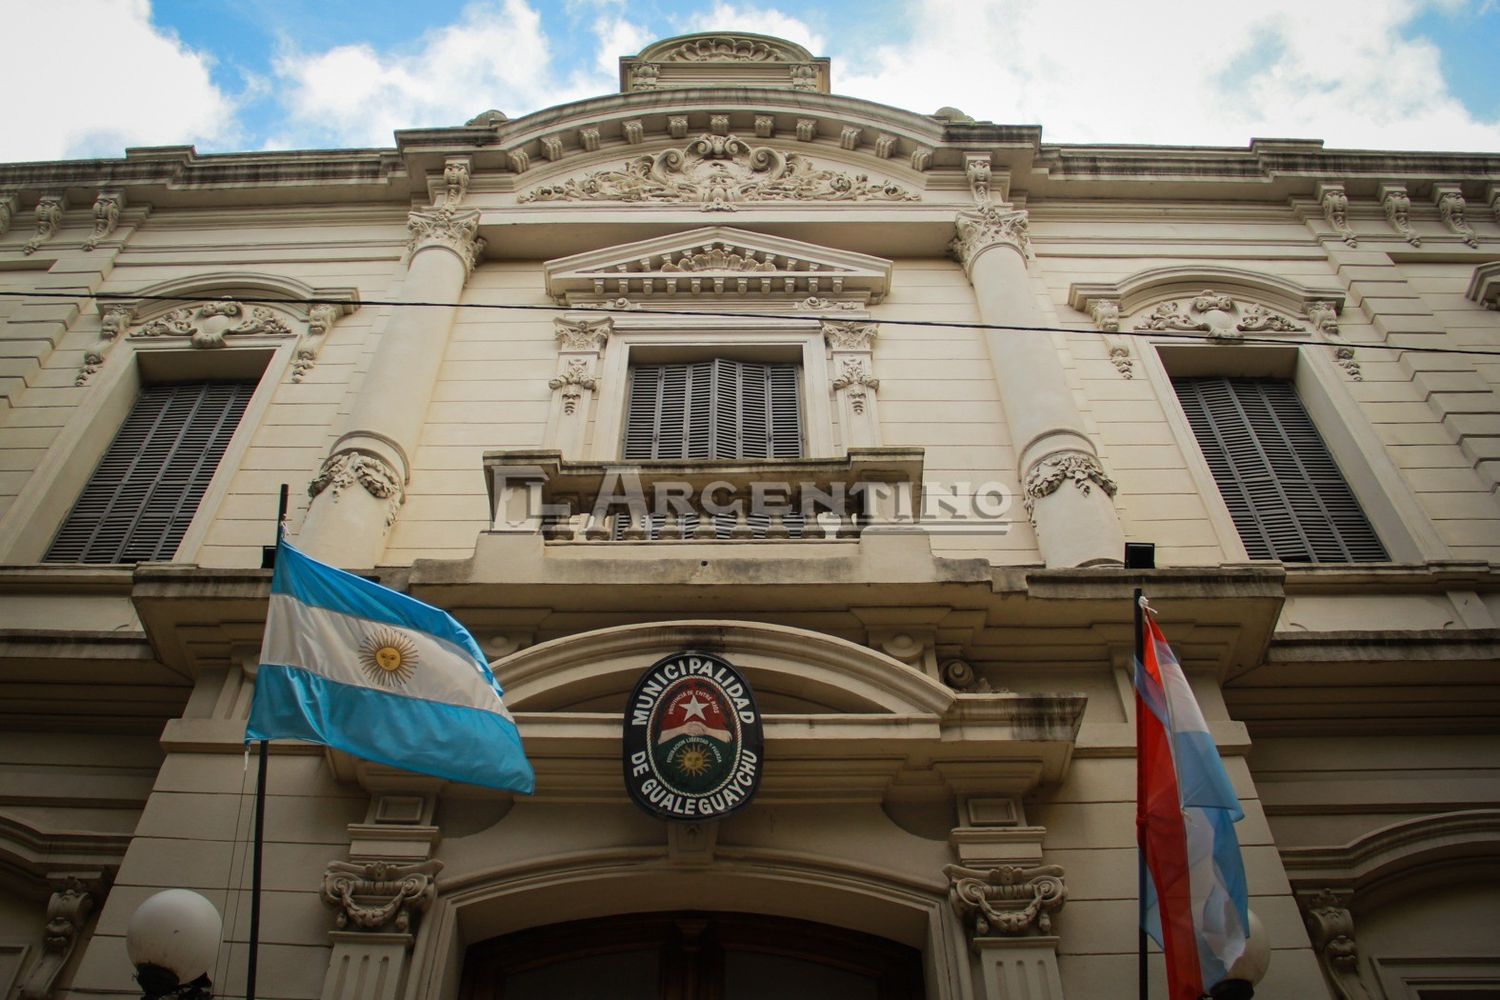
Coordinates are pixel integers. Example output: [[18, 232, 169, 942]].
[[623, 651, 763, 821]]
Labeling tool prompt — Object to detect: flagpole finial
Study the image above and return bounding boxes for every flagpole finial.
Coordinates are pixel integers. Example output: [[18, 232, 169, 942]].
[[1138, 595, 1157, 615]]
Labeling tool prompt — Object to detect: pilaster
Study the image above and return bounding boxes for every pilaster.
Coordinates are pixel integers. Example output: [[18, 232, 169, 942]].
[[822, 319, 882, 449], [951, 208, 1124, 566], [546, 315, 611, 458]]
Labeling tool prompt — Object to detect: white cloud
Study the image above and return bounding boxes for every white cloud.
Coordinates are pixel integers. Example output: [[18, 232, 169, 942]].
[[834, 0, 1500, 151], [3, 0, 235, 161], [678, 2, 825, 53], [272, 0, 607, 148], [592, 15, 653, 76]]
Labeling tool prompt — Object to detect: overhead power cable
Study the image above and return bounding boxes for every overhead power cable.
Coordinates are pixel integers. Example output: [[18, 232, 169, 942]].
[[0, 288, 1497, 358]]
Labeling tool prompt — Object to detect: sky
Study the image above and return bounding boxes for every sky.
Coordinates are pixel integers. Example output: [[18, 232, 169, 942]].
[[6, 0, 1500, 163]]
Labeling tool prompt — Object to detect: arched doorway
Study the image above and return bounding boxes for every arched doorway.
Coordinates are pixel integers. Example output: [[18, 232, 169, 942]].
[[458, 911, 925, 999]]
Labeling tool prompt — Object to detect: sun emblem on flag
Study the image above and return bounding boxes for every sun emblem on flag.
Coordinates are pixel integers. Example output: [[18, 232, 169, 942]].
[[676, 746, 710, 776], [357, 627, 419, 687]]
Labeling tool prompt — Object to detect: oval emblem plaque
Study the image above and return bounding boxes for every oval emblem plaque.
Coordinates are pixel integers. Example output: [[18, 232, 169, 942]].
[[623, 650, 764, 821]]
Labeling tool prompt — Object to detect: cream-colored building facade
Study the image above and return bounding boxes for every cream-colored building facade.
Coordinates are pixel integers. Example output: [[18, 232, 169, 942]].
[[0, 31, 1497, 1000]]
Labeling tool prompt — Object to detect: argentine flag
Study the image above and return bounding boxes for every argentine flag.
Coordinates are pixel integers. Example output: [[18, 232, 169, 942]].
[[246, 540, 534, 794]]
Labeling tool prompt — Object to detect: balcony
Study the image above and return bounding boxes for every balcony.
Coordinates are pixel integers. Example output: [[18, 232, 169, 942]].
[[483, 448, 925, 543]]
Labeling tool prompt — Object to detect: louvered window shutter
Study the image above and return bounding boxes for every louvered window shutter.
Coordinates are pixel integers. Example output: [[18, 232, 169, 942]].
[[44, 381, 255, 563], [624, 360, 802, 461], [1173, 376, 1386, 563]]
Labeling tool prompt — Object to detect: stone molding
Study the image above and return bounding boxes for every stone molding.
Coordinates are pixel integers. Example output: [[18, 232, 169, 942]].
[[1467, 261, 1500, 311], [82, 190, 124, 251], [22, 195, 64, 255], [18, 877, 99, 1000], [949, 207, 1031, 273], [406, 207, 484, 275], [519, 132, 917, 212], [620, 33, 827, 94], [554, 315, 612, 352], [1432, 184, 1479, 248], [1380, 183, 1421, 246], [821, 319, 878, 351], [1319, 182, 1359, 246], [1299, 889, 1373, 1000], [1023, 452, 1118, 516], [943, 863, 1067, 937], [309, 450, 406, 527], [322, 859, 442, 935]]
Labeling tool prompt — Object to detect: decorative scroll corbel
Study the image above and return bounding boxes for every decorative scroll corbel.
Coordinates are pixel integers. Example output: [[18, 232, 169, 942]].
[[943, 863, 1066, 937], [1433, 185, 1479, 248], [965, 154, 993, 209], [321, 859, 442, 935], [18, 878, 98, 1000], [22, 195, 65, 255], [1086, 299, 1133, 378], [1301, 889, 1373, 1000], [1306, 300, 1340, 337], [549, 358, 598, 415], [1381, 184, 1421, 246], [442, 158, 471, 209], [309, 450, 406, 527], [0, 191, 17, 238], [82, 191, 124, 251], [1319, 183, 1358, 247], [1023, 452, 1118, 515]]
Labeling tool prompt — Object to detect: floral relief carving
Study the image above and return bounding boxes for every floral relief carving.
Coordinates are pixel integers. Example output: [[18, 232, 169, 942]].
[[1335, 346, 1363, 381], [407, 207, 485, 274], [309, 450, 406, 527], [22, 196, 64, 255], [630, 62, 660, 91], [1023, 452, 1117, 515], [1301, 890, 1373, 1000], [292, 303, 343, 383], [1089, 299, 1120, 333], [1108, 341, 1134, 378], [18, 878, 97, 1000], [82, 191, 124, 251], [663, 36, 792, 62], [549, 359, 598, 415], [1382, 187, 1421, 246], [1436, 189, 1479, 247], [518, 133, 918, 212], [965, 155, 993, 208], [1321, 185, 1358, 247], [950, 208, 1032, 270], [789, 64, 817, 90], [821, 319, 878, 351], [1132, 290, 1304, 340], [131, 298, 294, 348], [943, 863, 1067, 937], [554, 316, 612, 351], [832, 357, 879, 415], [321, 859, 442, 935]]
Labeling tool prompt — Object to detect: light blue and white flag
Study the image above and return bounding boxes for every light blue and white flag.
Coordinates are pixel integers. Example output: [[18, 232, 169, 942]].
[[246, 540, 534, 794]]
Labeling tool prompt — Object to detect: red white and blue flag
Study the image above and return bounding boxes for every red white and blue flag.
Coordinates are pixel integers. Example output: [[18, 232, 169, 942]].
[[1135, 604, 1250, 1000]]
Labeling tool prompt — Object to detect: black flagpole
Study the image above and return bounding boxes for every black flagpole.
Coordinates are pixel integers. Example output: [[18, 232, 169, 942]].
[[1135, 584, 1148, 1000], [247, 484, 287, 1000]]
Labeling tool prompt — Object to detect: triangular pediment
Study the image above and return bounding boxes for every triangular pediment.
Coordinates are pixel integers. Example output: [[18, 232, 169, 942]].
[[543, 226, 893, 305]]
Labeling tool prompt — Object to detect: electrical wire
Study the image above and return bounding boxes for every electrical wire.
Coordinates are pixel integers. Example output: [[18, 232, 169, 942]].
[[1, 288, 1498, 358]]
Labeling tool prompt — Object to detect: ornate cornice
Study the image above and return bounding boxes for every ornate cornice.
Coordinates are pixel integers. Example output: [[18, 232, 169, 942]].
[[322, 859, 441, 935], [1023, 452, 1117, 515], [943, 863, 1067, 937], [949, 207, 1031, 272], [406, 207, 484, 274], [309, 450, 406, 527], [519, 132, 918, 212]]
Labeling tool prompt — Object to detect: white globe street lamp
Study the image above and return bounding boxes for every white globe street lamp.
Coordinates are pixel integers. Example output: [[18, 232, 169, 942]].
[[1210, 909, 1272, 999], [124, 890, 222, 999]]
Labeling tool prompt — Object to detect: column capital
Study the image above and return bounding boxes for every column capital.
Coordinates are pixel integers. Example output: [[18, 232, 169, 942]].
[[322, 858, 442, 936], [949, 207, 1032, 274], [943, 862, 1067, 938], [406, 207, 484, 275]]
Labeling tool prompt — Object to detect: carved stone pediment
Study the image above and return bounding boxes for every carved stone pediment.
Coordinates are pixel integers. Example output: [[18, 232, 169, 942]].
[[543, 226, 893, 305], [518, 133, 917, 213], [1130, 289, 1306, 340], [621, 32, 829, 93]]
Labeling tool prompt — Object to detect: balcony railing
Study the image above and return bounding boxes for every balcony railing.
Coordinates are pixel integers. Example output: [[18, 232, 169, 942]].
[[484, 448, 925, 542]]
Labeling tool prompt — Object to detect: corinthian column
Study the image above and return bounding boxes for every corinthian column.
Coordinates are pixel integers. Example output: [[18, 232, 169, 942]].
[[952, 208, 1123, 567], [298, 199, 484, 567]]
